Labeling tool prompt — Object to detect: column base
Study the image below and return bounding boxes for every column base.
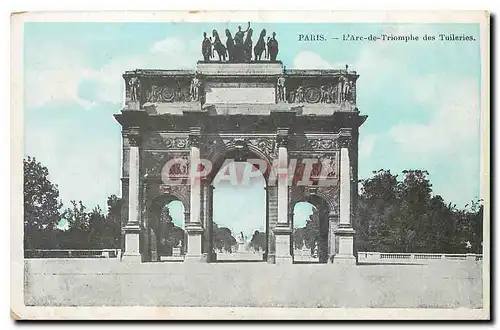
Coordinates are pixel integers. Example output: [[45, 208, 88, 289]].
[[334, 225, 356, 265], [122, 224, 142, 262], [184, 253, 208, 263], [121, 252, 142, 262], [151, 251, 158, 262], [275, 255, 293, 265], [274, 225, 293, 265], [184, 222, 206, 263], [332, 254, 357, 265]]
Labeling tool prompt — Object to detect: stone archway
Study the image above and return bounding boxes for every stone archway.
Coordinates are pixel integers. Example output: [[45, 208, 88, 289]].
[[148, 194, 187, 261], [292, 195, 330, 263], [116, 60, 365, 264], [206, 143, 273, 262]]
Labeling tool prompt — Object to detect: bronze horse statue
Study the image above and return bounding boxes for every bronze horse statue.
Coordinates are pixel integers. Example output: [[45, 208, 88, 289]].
[[212, 29, 227, 61], [254, 29, 267, 61]]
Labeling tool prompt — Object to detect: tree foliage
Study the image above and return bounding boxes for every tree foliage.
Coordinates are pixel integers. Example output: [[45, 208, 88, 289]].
[[59, 197, 122, 249], [157, 207, 185, 256], [356, 169, 483, 254], [24, 157, 63, 249], [103, 194, 123, 248], [212, 223, 237, 253], [24, 156, 123, 250], [294, 208, 321, 254], [249, 230, 266, 252]]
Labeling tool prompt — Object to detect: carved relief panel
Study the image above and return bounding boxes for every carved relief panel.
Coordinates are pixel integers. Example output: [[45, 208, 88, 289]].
[[289, 152, 340, 185], [285, 74, 357, 105], [289, 135, 339, 151], [144, 133, 191, 150], [204, 134, 276, 162], [144, 77, 203, 104], [123, 72, 204, 107], [143, 151, 190, 179]]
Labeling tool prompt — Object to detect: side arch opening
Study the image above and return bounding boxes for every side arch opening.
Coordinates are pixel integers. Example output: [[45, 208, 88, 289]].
[[292, 195, 330, 263], [149, 194, 186, 261]]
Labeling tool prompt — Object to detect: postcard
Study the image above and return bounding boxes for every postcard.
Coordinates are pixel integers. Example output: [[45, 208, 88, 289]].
[[11, 10, 490, 320]]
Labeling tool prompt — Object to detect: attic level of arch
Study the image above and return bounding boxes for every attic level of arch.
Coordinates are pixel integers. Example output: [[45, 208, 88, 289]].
[[122, 65, 360, 112]]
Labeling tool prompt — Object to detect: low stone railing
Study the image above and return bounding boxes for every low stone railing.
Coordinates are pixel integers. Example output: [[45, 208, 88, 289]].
[[24, 249, 121, 259], [358, 251, 483, 264]]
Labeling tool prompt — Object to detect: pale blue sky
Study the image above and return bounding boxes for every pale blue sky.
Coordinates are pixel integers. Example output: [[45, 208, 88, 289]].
[[24, 22, 481, 236]]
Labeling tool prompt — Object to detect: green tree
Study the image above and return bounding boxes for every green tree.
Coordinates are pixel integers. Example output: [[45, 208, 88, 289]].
[[293, 208, 322, 255], [249, 230, 266, 252], [454, 199, 483, 253], [62, 200, 92, 249], [102, 195, 122, 248], [356, 169, 399, 252], [356, 169, 483, 254], [24, 155, 123, 251], [212, 223, 237, 253], [395, 170, 433, 252], [62, 197, 122, 249], [24, 156, 63, 249], [87, 206, 108, 248], [303, 208, 320, 255], [293, 229, 304, 249], [157, 207, 185, 255], [469, 200, 484, 253]]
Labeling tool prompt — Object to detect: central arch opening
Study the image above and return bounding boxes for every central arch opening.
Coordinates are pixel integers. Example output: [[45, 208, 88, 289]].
[[211, 159, 267, 262]]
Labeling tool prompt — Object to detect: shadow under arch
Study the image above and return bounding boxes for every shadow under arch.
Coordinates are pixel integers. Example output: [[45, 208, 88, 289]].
[[292, 194, 331, 264]]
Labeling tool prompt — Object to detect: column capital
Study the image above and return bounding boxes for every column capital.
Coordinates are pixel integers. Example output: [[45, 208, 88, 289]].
[[126, 128, 142, 147], [185, 222, 204, 233], [276, 127, 289, 148], [338, 128, 353, 149], [328, 212, 339, 221], [189, 126, 202, 147], [306, 186, 318, 195], [274, 222, 293, 233]]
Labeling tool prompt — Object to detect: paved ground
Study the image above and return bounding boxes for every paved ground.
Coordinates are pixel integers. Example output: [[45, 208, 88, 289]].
[[24, 259, 483, 308]]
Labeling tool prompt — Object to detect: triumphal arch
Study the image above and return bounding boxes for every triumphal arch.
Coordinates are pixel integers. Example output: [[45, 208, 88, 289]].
[[114, 24, 366, 264]]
